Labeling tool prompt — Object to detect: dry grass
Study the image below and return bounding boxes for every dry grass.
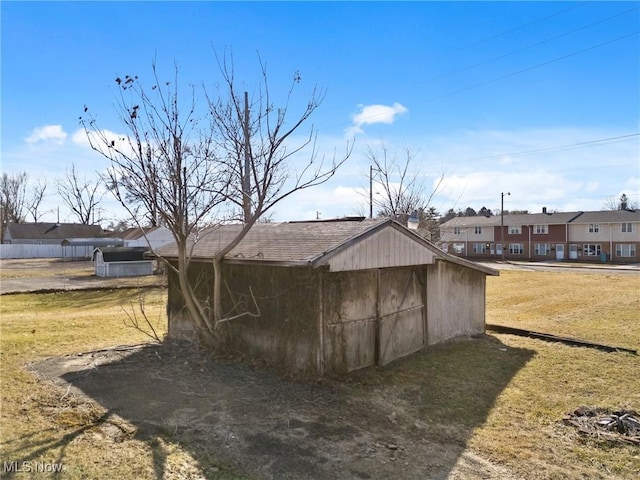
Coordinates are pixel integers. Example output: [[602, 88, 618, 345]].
[[1, 268, 638, 479], [476, 270, 640, 479], [0, 288, 213, 479], [487, 270, 639, 349]]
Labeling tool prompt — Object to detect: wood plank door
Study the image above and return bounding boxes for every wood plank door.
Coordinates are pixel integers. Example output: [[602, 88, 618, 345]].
[[377, 268, 425, 366]]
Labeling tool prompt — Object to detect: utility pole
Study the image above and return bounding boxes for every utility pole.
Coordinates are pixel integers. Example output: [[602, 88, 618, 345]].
[[369, 165, 381, 219], [501, 192, 510, 261], [369, 165, 373, 218], [242, 91, 251, 223]]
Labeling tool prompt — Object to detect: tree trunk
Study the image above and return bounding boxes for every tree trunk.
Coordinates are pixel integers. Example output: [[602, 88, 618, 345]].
[[176, 244, 215, 344], [210, 255, 227, 348]]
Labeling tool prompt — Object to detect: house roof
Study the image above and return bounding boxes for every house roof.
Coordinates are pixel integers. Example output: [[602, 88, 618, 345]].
[[4, 222, 105, 240], [117, 226, 161, 240], [500, 211, 584, 226], [441, 209, 638, 228], [440, 216, 500, 228], [569, 209, 640, 224], [157, 218, 498, 275]]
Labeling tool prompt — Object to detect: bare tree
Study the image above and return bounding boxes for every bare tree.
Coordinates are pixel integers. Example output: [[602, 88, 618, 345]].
[[26, 178, 48, 222], [0, 172, 28, 242], [56, 163, 103, 224], [81, 58, 350, 345], [367, 142, 443, 229]]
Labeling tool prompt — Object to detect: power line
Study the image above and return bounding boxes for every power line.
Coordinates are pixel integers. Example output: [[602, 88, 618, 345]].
[[448, 2, 589, 54], [459, 133, 640, 162], [422, 30, 640, 105], [422, 6, 639, 85], [316, 5, 638, 133], [320, 30, 638, 132]]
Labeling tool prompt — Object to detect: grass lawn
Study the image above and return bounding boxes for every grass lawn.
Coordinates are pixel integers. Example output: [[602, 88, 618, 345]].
[[0, 269, 638, 479], [0, 288, 180, 479], [480, 270, 639, 478]]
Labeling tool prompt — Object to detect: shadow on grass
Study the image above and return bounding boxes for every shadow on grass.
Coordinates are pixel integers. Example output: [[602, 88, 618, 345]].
[[2, 413, 111, 479], [28, 335, 533, 479]]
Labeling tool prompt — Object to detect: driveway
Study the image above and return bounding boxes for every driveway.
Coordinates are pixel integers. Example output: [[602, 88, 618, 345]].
[[479, 260, 640, 275], [0, 258, 164, 294]]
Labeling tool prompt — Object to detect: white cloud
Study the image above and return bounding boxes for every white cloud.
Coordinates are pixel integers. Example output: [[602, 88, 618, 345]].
[[436, 170, 586, 213], [70, 128, 92, 147], [25, 124, 67, 145], [6, 122, 638, 224], [72, 127, 139, 158], [346, 102, 408, 137]]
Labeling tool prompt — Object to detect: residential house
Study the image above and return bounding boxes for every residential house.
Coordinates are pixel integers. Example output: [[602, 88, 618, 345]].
[[0, 222, 122, 259], [440, 208, 640, 263], [568, 210, 639, 262], [118, 226, 174, 251], [158, 218, 498, 375]]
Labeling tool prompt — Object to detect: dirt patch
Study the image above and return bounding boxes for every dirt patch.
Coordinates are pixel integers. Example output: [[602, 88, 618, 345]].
[[31, 341, 519, 480]]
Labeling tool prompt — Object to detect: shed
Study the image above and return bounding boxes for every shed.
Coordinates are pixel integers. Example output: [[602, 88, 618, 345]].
[[94, 247, 154, 278], [160, 218, 498, 375]]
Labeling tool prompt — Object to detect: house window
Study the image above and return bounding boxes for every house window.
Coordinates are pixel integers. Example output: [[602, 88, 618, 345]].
[[509, 243, 524, 255], [453, 227, 461, 235], [534, 243, 550, 255], [587, 224, 600, 233], [452, 243, 465, 254], [583, 244, 601, 256], [534, 225, 548, 234], [474, 226, 482, 234], [616, 244, 636, 257], [473, 243, 486, 254], [508, 226, 521, 234], [621, 223, 634, 233]]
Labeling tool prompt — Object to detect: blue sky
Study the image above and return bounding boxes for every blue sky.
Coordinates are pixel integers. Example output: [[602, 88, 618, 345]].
[[2, 1, 639, 224]]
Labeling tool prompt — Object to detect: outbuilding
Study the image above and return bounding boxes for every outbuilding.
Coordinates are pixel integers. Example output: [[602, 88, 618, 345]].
[[1, 222, 118, 259], [162, 218, 498, 375], [93, 246, 154, 278]]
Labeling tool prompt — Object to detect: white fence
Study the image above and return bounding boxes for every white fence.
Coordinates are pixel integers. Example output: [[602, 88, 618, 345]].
[[0, 244, 94, 259]]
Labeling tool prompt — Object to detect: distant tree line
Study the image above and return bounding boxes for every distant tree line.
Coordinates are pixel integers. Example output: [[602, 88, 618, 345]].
[[438, 206, 531, 223]]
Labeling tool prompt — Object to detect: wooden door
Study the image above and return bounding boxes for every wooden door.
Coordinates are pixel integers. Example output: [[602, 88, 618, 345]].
[[377, 268, 425, 366]]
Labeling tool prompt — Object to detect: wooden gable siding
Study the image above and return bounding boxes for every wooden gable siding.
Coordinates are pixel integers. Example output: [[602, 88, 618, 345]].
[[321, 227, 437, 272]]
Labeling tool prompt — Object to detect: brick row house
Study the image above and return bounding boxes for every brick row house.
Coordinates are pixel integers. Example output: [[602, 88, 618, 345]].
[[440, 208, 640, 263]]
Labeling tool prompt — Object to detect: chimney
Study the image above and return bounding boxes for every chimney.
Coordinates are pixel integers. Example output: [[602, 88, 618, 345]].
[[542, 207, 547, 214]]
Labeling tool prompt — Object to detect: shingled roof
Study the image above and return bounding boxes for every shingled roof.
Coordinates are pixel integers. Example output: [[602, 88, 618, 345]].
[[157, 217, 498, 275], [159, 218, 385, 263], [4, 222, 105, 241], [569, 209, 640, 224]]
